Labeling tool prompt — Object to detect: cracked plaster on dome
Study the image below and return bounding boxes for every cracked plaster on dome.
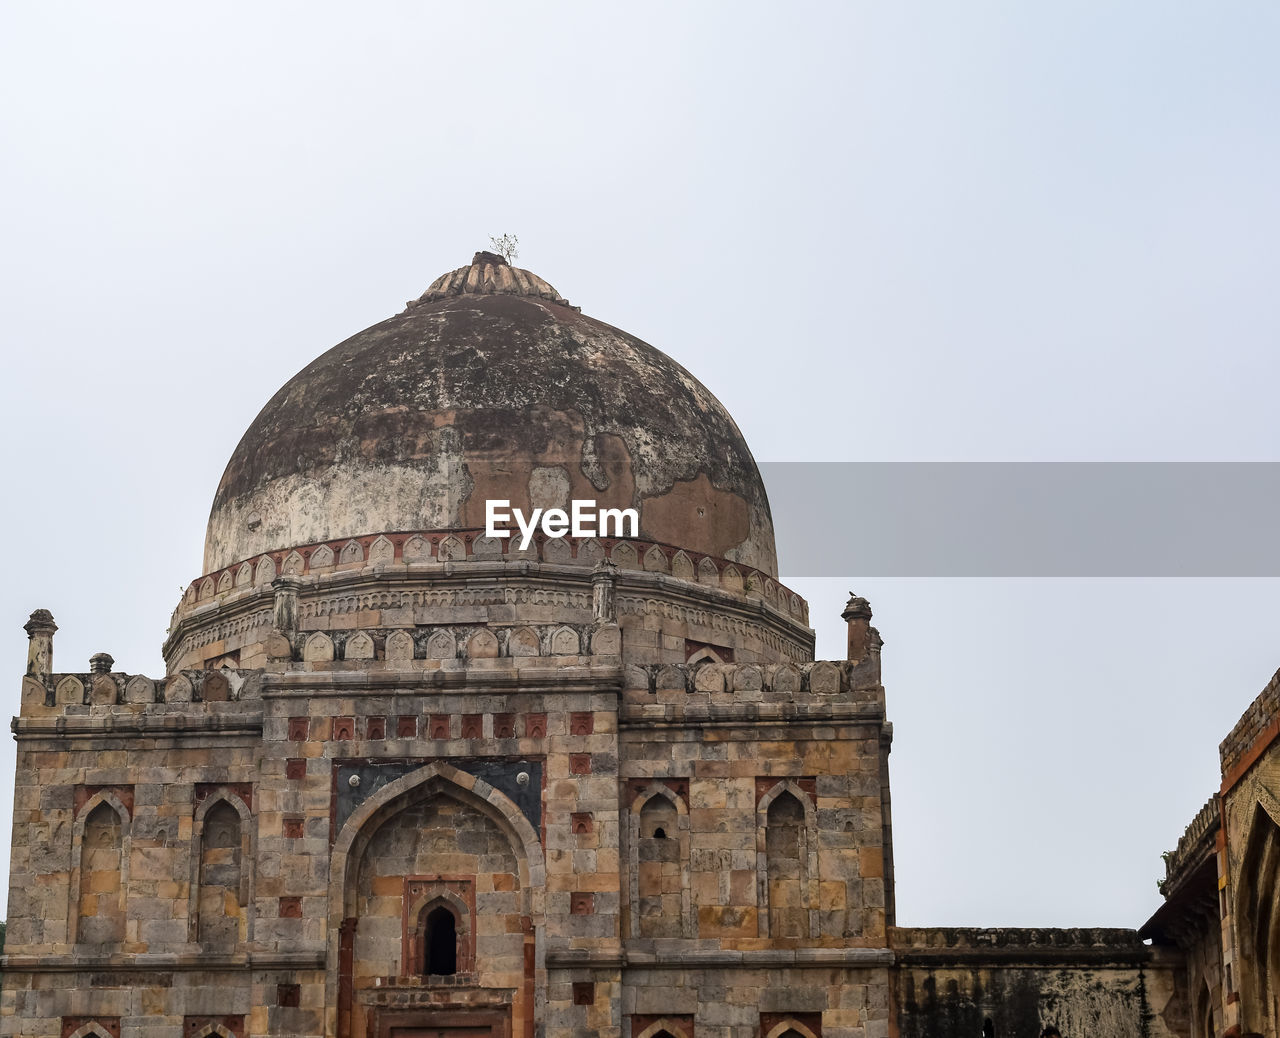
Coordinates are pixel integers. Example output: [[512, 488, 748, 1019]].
[[205, 256, 777, 577]]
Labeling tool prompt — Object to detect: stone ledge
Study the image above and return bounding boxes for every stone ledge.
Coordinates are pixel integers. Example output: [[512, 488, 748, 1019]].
[[890, 926, 1150, 967], [620, 702, 886, 726], [261, 666, 623, 693], [547, 947, 893, 969], [0, 950, 325, 972], [893, 947, 1151, 967], [11, 713, 264, 739]]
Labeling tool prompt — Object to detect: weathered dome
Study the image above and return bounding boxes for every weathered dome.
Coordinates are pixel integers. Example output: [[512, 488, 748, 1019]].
[[204, 253, 777, 577]]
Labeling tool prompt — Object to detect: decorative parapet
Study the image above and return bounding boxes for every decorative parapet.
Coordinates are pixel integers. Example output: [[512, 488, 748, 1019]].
[[619, 659, 884, 724], [284, 621, 605, 667], [163, 536, 816, 675], [18, 666, 261, 717], [1220, 665, 1280, 785], [168, 529, 810, 629], [624, 658, 879, 695], [18, 656, 875, 722], [1159, 794, 1220, 897]]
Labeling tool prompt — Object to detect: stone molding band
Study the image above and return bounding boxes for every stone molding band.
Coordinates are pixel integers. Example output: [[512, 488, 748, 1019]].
[[164, 562, 815, 672], [0, 951, 326, 972], [545, 948, 895, 968], [175, 530, 809, 623]]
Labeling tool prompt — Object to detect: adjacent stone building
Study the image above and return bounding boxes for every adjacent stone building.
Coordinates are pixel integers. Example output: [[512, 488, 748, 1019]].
[[0, 252, 1261, 1037], [1142, 666, 1280, 1038]]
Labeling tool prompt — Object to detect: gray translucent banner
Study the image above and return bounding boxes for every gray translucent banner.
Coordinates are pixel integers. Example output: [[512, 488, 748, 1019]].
[[759, 463, 1280, 577]]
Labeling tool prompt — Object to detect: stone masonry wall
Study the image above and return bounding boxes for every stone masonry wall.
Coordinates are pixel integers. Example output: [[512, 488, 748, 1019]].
[[5, 595, 890, 1038], [892, 928, 1182, 1038]]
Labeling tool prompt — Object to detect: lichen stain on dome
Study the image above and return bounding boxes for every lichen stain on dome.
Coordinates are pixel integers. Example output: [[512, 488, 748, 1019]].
[[204, 258, 778, 577]]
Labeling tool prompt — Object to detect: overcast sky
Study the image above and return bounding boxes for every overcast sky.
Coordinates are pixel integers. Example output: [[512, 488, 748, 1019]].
[[2, 3, 1278, 928]]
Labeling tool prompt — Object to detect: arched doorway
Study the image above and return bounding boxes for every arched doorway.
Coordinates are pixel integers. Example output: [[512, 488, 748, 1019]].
[[329, 764, 544, 1038]]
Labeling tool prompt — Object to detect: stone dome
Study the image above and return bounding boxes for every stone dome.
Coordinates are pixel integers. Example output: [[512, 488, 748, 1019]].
[[204, 253, 778, 577]]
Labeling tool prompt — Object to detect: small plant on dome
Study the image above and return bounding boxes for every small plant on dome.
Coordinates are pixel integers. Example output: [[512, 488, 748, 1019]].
[[489, 233, 519, 264]]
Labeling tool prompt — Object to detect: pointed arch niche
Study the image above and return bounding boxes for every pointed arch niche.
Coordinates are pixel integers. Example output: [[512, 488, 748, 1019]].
[[327, 761, 545, 1038], [70, 791, 131, 946], [62, 1020, 120, 1038], [184, 1020, 243, 1038], [756, 780, 818, 940], [1195, 980, 1215, 1038], [627, 783, 691, 938], [761, 1016, 822, 1038], [634, 1017, 694, 1038], [188, 790, 254, 949], [1234, 790, 1280, 1035]]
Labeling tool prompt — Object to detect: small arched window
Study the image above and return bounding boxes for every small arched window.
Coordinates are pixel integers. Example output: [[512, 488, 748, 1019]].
[[424, 904, 458, 976]]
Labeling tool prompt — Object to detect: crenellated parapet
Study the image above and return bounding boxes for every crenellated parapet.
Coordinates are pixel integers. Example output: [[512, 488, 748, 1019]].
[[18, 663, 263, 719], [619, 664, 884, 727], [623, 657, 880, 697]]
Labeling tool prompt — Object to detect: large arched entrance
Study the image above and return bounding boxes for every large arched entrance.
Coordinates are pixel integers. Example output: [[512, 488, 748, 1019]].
[[327, 763, 545, 1038]]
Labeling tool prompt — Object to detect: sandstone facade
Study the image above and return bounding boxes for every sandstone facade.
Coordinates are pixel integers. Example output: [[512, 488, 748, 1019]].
[[3, 559, 888, 1038], [0, 256, 891, 1038]]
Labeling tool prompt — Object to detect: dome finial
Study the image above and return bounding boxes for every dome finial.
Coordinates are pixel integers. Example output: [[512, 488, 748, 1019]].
[[408, 253, 578, 311]]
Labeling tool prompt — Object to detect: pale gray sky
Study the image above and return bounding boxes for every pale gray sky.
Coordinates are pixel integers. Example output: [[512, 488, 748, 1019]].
[[2, 2, 1278, 927]]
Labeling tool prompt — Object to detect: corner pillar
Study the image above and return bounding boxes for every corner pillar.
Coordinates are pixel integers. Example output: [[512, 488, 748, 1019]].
[[23, 609, 57, 681]]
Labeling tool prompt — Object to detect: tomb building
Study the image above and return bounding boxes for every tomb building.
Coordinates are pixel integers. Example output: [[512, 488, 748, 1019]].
[[1, 253, 892, 1038], [7, 251, 1264, 1038]]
